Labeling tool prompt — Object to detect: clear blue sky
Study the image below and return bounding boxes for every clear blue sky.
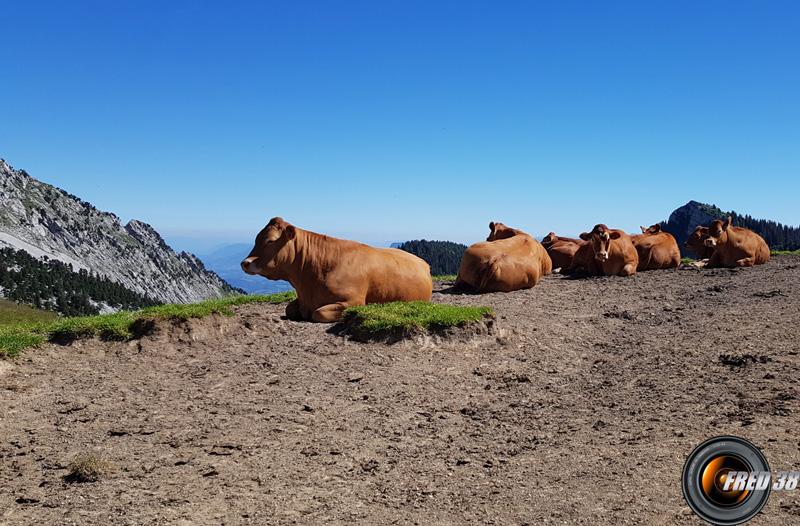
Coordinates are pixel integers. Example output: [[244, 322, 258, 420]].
[[2, 1, 798, 253]]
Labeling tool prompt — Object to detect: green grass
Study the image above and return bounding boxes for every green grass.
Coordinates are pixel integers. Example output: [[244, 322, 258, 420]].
[[771, 250, 800, 256], [0, 299, 59, 325], [680, 257, 696, 265], [0, 291, 296, 358], [432, 274, 458, 282], [343, 301, 493, 334]]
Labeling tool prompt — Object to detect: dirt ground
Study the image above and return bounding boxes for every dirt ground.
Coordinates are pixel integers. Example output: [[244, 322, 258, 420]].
[[2, 256, 800, 525]]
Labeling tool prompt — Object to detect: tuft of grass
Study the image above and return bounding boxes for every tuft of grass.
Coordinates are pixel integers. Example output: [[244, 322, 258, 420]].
[[343, 301, 493, 334], [680, 257, 696, 265], [771, 250, 800, 256], [0, 291, 296, 358], [432, 274, 458, 282], [66, 452, 115, 483], [0, 328, 47, 356]]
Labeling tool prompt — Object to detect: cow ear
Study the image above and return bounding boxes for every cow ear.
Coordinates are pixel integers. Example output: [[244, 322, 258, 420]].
[[723, 216, 732, 230], [640, 226, 647, 233], [651, 224, 661, 233], [610, 231, 621, 240], [489, 221, 495, 231], [285, 224, 296, 239], [579, 232, 591, 241]]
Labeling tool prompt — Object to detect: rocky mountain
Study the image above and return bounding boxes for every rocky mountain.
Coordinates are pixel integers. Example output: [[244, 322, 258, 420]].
[[661, 200, 800, 255], [0, 158, 238, 304]]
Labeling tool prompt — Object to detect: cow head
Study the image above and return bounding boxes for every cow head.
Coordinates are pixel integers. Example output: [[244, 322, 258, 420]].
[[704, 217, 732, 248], [541, 232, 558, 247], [487, 221, 518, 241], [241, 217, 296, 279], [640, 224, 662, 235], [685, 226, 709, 248], [579, 224, 621, 262]]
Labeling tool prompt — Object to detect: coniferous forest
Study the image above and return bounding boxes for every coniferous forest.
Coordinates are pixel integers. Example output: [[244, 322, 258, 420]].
[[0, 246, 160, 316], [397, 240, 468, 275], [727, 211, 800, 250]]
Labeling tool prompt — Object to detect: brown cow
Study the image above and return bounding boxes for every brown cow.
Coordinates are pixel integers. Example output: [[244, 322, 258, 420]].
[[630, 224, 680, 270], [685, 226, 715, 259], [541, 232, 585, 272], [455, 222, 552, 293], [241, 217, 433, 322], [704, 217, 770, 268], [569, 224, 639, 276]]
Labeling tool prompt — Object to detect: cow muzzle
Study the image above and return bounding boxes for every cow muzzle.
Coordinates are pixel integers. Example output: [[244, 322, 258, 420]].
[[595, 251, 609, 262], [704, 238, 717, 248], [241, 256, 259, 275]]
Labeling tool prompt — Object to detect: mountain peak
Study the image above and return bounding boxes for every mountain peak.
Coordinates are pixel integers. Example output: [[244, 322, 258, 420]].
[[0, 157, 237, 303]]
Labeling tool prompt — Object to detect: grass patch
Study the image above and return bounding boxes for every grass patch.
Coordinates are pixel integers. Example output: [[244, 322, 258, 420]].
[[680, 257, 696, 265], [772, 250, 800, 256], [0, 299, 58, 325], [343, 301, 493, 335], [0, 329, 47, 357], [432, 274, 458, 282], [65, 452, 116, 483], [0, 291, 296, 358]]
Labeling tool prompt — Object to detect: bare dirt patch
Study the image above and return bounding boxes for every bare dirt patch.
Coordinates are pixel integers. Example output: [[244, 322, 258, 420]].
[[2, 256, 800, 525]]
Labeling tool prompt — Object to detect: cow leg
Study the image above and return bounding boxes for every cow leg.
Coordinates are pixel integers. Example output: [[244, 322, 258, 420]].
[[619, 263, 636, 277], [735, 257, 755, 267], [285, 299, 303, 320], [311, 302, 349, 323]]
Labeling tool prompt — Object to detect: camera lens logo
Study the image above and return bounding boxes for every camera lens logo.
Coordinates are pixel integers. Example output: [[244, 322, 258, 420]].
[[682, 436, 771, 525]]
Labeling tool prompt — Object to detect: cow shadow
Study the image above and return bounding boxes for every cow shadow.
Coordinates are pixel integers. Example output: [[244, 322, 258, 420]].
[[435, 282, 481, 295]]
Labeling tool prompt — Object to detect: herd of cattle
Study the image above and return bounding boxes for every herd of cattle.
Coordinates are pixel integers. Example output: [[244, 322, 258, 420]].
[[241, 216, 770, 322]]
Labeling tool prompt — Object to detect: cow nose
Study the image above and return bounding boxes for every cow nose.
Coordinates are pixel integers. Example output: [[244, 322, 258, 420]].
[[241, 257, 257, 274]]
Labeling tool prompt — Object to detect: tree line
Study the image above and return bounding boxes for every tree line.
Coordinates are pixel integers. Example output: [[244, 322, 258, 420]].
[[397, 240, 467, 275], [0, 246, 160, 317], [727, 211, 800, 251]]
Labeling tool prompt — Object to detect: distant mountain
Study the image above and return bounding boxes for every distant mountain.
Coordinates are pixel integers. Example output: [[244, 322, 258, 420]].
[[199, 243, 292, 295], [0, 158, 238, 304], [661, 200, 800, 256], [396, 240, 467, 275]]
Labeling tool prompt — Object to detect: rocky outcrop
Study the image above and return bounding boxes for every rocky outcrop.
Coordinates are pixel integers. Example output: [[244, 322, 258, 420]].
[[662, 201, 727, 243], [661, 200, 800, 255], [0, 158, 237, 303]]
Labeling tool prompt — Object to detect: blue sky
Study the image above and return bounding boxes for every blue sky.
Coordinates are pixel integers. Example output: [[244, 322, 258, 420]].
[[2, 1, 798, 253]]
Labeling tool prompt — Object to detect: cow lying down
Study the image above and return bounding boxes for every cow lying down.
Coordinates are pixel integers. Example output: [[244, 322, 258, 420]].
[[541, 232, 585, 272], [704, 217, 770, 268], [569, 224, 639, 277], [455, 222, 552, 293], [630, 224, 680, 271], [241, 217, 432, 322]]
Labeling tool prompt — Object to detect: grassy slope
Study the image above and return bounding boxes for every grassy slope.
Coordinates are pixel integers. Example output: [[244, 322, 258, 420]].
[[0, 292, 296, 358], [0, 299, 58, 325]]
